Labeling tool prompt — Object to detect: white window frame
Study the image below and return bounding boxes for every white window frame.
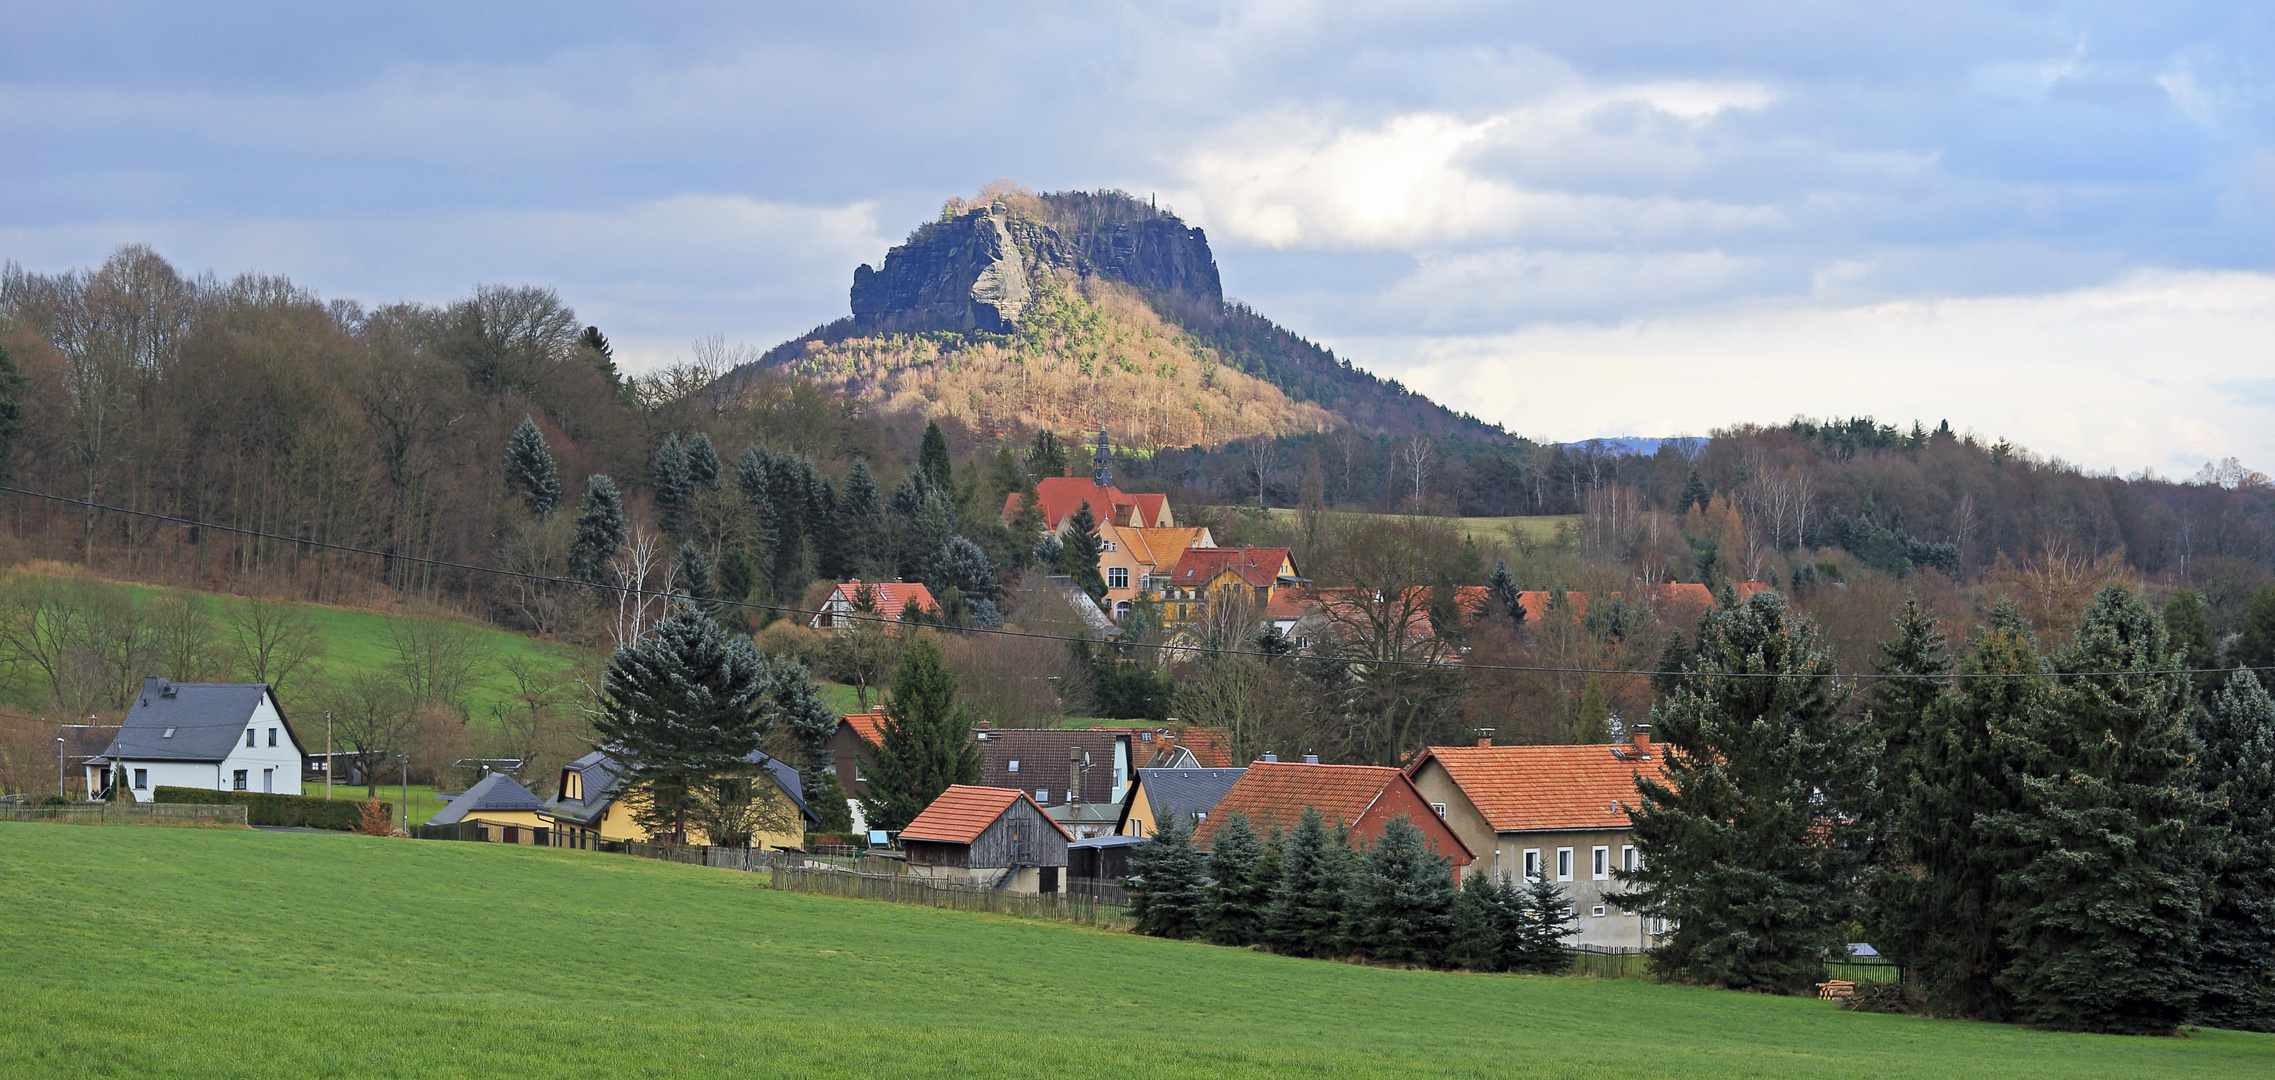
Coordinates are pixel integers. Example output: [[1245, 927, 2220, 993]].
[[1430, 802, 1448, 819], [245, 728, 256, 748], [1556, 847, 1574, 882], [1523, 848, 1542, 881], [1622, 845, 1639, 872], [1035, 789, 1049, 802], [1592, 846, 1610, 881], [1591, 904, 1607, 918], [133, 768, 147, 789], [1107, 567, 1129, 590], [268, 727, 279, 747]]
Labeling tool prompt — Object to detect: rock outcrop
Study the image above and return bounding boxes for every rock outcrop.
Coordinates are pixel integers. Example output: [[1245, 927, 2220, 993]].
[[848, 194, 1222, 335]]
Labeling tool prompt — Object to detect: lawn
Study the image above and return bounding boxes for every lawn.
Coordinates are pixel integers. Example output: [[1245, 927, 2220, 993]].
[[310, 783, 450, 827], [3, 823, 2268, 1079]]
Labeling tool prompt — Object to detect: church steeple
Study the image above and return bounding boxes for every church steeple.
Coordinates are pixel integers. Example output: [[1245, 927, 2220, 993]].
[[1092, 428, 1113, 487]]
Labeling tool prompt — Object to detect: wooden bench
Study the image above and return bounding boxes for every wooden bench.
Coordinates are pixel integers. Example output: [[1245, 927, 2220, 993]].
[[1815, 980, 1856, 1001]]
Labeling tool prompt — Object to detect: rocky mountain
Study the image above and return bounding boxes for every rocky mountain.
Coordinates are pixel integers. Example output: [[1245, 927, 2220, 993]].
[[739, 188, 1505, 446]]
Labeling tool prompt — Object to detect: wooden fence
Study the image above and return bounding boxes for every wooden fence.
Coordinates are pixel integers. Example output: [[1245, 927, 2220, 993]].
[[770, 865, 1132, 928], [0, 802, 248, 826]]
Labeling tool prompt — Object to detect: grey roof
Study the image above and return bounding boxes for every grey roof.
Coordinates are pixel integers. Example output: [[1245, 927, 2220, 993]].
[[1126, 767, 1246, 823], [91, 678, 292, 764], [539, 747, 815, 827], [427, 772, 546, 826], [1069, 834, 1150, 849]]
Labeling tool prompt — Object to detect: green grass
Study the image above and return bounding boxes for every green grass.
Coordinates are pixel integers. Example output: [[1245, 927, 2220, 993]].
[[3, 823, 2267, 1079], [1264, 508, 1578, 545], [311, 783, 449, 827]]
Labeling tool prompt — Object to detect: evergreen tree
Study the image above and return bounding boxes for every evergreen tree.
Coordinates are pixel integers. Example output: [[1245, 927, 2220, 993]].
[[858, 637, 980, 832], [2197, 669, 2275, 1031], [807, 769, 855, 834], [836, 459, 886, 575], [1612, 590, 1873, 993], [1029, 429, 1069, 479], [1128, 810, 1210, 939], [1648, 630, 1694, 701], [1446, 880, 1508, 971], [651, 437, 692, 541], [1510, 872, 1579, 973], [2231, 586, 2275, 679], [718, 549, 756, 604], [675, 542, 716, 617], [986, 444, 1026, 502], [568, 475, 628, 584], [1679, 470, 1711, 515], [683, 432, 722, 492], [1204, 811, 1270, 946], [1264, 807, 1331, 955], [809, 474, 844, 582], [0, 343, 28, 484], [929, 535, 1001, 606], [593, 604, 770, 842], [1984, 585, 2212, 1034], [503, 416, 562, 516], [1352, 814, 1458, 965], [1859, 595, 1951, 881], [766, 453, 818, 600], [1486, 558, 1525, 633], [2165, 589, 2219, 704], [1058, 500, 1108, 600], [1872, 600, 2040, 1020], [899, 489, 958, 585], [918, 420, 954, 494], [753, 652, 846, 805]]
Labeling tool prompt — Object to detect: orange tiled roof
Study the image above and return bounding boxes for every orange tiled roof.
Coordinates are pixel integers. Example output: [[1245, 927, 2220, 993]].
[[1411, 743, 1670, 832], [820, 580, 938, 620], [1194, 761, 1407, 843], [899, 784, 1073, 845], [1121, 526, 1210, 571], [841, 708, 888, 746], [1166, 547, 1294, 590], [1004, 478, 1141, 532], [1171, 726, 1234, 768], [1513, 583, 1769, 624]]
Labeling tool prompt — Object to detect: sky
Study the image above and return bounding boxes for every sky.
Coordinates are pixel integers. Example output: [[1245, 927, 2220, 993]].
[[3, 2, 2271, 474]]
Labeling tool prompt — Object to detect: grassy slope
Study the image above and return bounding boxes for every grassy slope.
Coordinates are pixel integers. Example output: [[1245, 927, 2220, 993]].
[[4, 824, 2267, 1080], [1265, 508, 1580, 545]]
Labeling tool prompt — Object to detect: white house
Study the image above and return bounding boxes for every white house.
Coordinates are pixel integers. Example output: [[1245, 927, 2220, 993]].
[[86, 679, 307, 802]]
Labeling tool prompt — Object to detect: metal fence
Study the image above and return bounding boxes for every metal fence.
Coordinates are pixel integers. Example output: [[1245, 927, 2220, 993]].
[[1556, 945, 1905, 985], [770, 865, 1132, 927], [0, 802, 248, 826]]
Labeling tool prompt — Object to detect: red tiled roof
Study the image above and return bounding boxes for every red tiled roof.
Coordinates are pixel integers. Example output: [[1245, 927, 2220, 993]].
[[1004, 477, 1140, 532], [814, 580, 938, 629], [841, 708, 888, 746], [1171, 726, 1233, 768], [1410, 742, 1671, 833], [900, 784, 1071, 845], [1195, 762, 1401, 842], [1513, 583, 1769, 624], [1166, 547, 1294, 589]]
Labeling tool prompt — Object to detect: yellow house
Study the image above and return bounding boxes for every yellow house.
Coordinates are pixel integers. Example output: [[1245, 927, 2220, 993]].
[[427, 772, 550, 844], [540, 749, 814, 850], [1098, 525, 1213, 623], [1155, 547, 1301, 630], [1114, 766, 1249, 837]]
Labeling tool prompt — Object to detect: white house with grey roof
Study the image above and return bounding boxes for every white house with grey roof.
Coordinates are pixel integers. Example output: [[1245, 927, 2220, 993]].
[[86, 678, 307, 802]]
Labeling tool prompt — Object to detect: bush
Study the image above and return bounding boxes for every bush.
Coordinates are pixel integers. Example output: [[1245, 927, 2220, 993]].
[[1844, 981, 1920, 1015], [154, 786, 389, 831]]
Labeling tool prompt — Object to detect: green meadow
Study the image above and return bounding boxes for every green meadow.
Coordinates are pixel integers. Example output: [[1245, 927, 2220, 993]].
[[3, 822, 2267, 1079], [1263, 508, 1579, 546]]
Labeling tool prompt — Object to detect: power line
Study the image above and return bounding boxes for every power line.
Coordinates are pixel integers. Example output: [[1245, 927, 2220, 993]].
[[3, 483, 2265, 684]]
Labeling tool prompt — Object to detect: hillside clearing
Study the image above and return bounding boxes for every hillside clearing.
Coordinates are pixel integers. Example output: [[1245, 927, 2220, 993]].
[[1264, 509, 1579, 545], [2, 823, 2266, 1079]]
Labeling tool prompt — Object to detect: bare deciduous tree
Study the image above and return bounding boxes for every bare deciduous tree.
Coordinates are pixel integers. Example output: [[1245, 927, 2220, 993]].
[[225, 592, 327, 699]]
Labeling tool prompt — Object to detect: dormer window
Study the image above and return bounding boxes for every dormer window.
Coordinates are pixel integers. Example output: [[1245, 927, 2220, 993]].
[[1008, 760, 1020, 773], [562, 771, 583, 801], [162, 727, 176, 739]]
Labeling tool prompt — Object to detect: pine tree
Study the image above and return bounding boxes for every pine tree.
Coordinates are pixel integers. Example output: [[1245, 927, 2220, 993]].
[[675, 542, 716, 617], [986, 444, 1025, 502], [2164, 589, 2218, 703], [809, 474, 844, 582], [501, 416, 563, 516], [1612, 590, 1873, 993], [753, 652, 846, 805], [651, 437, 692, 541], [918, 420, 954, 493], [898, 489, 958, 585], [929, 535, 1000, 606], [0, 343, 28, 484], [1486, 558, 1525, 633], [837, 459, 886, 576], [1352, 814, 1458, 965], [1058, 500, 1108, 600], [1872, 600, 2040, 1020], [1679, 470, 1711, 515], [1858, 594, 1951, 923], [1446, 880, 1507, 971], [1985, 585, 2212, 1034], [1264, 807, 1330, 955], [1204, 811, 1270, 946], [568, 475, 628, 584], [1128, 810, 1210, 939], [2197, 669, 2275, 1031], [2236, 587, 2275, 676], [683, 433, 722, 492], [1510, 873, 1579, 973], [858, 637, 980, 832], [594, 604, 770, 842], [1029, 429, 1069, 479]]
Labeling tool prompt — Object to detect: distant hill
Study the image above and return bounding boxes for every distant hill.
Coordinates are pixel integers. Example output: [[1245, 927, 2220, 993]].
[[733, 187, 1507, 447]]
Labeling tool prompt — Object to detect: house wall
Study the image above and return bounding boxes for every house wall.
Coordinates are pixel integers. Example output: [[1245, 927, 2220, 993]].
[[1408, 759, 1498, 881], [1487, 828, 1653, 950], [967, 799, 1068, 869], [1119, 783, 1156, 837], [108, 694, 304, 802], [463, 810, 550, 842], [1351, 779, 1473, 874], [828, 725, 876, 798]]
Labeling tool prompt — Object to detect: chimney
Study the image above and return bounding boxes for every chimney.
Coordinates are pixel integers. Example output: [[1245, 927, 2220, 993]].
[[1069, 745, 1083, 805], [1262, 753, 1277, 763], [1477, 726, 1495, 748], [1633, 725, 1652, 755], [1303, 753, 1319, 764]]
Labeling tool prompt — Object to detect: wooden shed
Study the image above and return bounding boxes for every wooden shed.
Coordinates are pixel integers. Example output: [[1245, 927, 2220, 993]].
[[898, 785, 1073, 894]]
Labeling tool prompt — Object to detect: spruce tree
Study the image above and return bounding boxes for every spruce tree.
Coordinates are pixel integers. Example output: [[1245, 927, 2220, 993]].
[[899, 489, 958, 585], [1352, 814, 1457, 966], [651, 436, 692, 541], [986, 444, 1025, 502], [683, 432, 722, 492], [1873, 601, 2041, 1020], [836, 459, 886, 576], [1984, 585, 2212, 1034], [1128, 811, 1210, 939], [1264, 807, 1331, 955], [2165, 589, 2219, 704], [503, 416, 562, 516], [858, 637, 980, 832], [1446, 881, 1507, 971], [675, 542, 716, 617], [1679, 470, 1711, 515], [1648, 630, 1694, 701], [1510, 872, 1578, 973], [918, 420, 954, 494], [2197, 669, 2275, 1031], [1486, 558, 1525, 633], [2232, 586, 2275, 679], [1058, 500, 1108, 601], [593, 604, 770, 842], [930, 535, 1001, 607], [568, 475, 628, 585], [1612, 590, 1873, 993], [1204, 811, 1270, 946], [753, 652, 846, 805], [0, 343, 26, 484], [1029, 429, 1069, 479], [766, 453, 817, 600], [809, 474, 844, 582]]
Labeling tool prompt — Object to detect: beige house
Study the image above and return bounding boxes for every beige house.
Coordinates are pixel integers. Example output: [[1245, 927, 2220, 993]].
[[1406, 730, 1670, 950]]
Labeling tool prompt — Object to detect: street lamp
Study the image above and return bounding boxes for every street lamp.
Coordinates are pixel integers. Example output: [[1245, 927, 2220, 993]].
[[55, 736, 65, 800], [323, 710, 333, 802], [397, 753, 411, 834]]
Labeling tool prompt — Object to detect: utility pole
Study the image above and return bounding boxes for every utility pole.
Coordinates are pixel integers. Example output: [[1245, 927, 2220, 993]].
[[324, 710, 333, 801], [55, 736, 65, 799], [397, 753, 410, 834]]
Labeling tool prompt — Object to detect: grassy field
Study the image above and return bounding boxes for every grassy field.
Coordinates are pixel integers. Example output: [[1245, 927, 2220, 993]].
[[1264, 508, 1579, 545], [3, 823, 2267, 1079], [310, 783, 449, 827]]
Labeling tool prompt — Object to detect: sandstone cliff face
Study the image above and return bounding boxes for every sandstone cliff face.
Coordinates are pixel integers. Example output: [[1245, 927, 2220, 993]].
[[848, 197, 1222, 335]]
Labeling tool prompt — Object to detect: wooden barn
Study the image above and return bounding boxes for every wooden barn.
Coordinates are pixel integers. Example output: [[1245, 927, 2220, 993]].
[[898, 785, 1073, 895]]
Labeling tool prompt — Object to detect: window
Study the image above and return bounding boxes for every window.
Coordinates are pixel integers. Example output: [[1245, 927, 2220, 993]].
[[1114, 601, 1132, 620], [245, 729, 256, 748], [1430, 802, 1448, 818], [1107, 567, 1129, 590], [232, 770, 248, 791], [1592, 846, 1610, 880], [1008, 759, 1020, 773], [1591, 905, 1607, 918], [1128, 819, 1145, 837], [1556, 848, 1574, 882], [562, 771, 583, 801], [504, 826, 521, 844], [268, 728, 278, 747], [161, 727, 176, 739], [133, 769, 147, 789], [1036, 789, 1049, 802], [1523, 849, 1542, 881], [1622, 845, 1639, 872]]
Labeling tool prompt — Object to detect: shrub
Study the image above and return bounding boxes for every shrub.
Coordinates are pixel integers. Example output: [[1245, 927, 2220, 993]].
[[356, 798, 394, 836], [153, 786, 389, 831]]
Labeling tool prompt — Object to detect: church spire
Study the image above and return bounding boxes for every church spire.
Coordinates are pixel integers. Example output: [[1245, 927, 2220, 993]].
[[1092, 428, 1113, 487]]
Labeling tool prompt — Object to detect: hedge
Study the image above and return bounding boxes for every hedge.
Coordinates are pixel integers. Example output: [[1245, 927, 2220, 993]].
[[153, 786, 389, 830]]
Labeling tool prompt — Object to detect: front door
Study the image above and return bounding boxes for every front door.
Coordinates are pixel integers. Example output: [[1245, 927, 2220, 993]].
[[262, 768, 274, 793]]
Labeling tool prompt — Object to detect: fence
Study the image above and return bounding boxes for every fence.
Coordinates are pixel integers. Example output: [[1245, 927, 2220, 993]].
[[0, 802, 249, 827], [1557, 945, 1904, 985], [771, 865, 1132, 927]]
